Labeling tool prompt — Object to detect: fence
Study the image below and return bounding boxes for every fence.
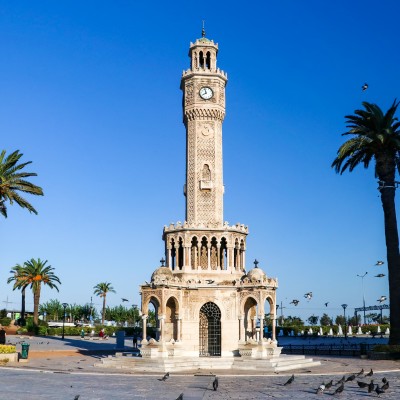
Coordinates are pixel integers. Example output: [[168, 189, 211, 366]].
[[281, 343, 373, 357]]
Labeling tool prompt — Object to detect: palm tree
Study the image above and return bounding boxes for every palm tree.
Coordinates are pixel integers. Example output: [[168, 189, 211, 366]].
[[0, 150, 44, 217], [16, 258, 61, 325], [332, 99, 400, 345], [7, 264, 28, 326], [93, 282, 116, 325]]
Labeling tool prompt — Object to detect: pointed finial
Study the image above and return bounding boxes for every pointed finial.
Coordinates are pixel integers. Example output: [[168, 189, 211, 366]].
[[160, 257, 165, 267], [254, 259, 259, 268], [202, 20, 206, 37]]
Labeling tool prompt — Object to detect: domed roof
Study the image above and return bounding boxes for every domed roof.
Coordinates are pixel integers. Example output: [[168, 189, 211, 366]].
[[246, 266, 266, 281], [151, 266, 173, 282]]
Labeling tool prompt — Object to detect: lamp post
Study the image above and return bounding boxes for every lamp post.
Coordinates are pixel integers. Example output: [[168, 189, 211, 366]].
[[341, 304, 348, 339], [357, 272, 368, 324], [62, 303, 68, 340]]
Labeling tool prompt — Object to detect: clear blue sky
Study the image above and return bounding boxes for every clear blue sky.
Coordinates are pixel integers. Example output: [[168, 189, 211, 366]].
[[1, 1, 399, 322]]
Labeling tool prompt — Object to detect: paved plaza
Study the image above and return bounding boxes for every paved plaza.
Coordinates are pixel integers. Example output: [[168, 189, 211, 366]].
[[1, 335, 400, 399]]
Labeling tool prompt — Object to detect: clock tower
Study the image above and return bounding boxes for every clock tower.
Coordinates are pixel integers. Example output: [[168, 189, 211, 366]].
[[181, 29, 227, 226]]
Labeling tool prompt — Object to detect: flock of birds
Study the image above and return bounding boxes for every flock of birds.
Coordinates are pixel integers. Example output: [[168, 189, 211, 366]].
[[288, 261, 387, 308], [156, 372, 218, 399], [284, 368, 390, 396]]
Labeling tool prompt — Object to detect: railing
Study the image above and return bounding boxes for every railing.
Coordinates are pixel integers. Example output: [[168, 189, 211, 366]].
[[281, 343, 373, 357]]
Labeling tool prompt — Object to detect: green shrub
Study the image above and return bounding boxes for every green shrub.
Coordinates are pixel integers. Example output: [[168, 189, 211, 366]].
[[0, 317, 12, 327], [37, 326, 48, 336], [16, 328, 28, 334], [0, 345, 16, 354]]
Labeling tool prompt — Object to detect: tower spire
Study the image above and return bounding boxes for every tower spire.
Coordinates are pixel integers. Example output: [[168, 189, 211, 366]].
[[202, 20, 206, 37]]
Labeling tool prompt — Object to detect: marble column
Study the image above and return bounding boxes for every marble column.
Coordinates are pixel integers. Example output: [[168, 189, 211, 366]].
[[142, 315, 148, 342]]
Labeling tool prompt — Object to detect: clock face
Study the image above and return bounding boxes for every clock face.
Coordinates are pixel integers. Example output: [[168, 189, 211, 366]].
[[199, 86, 213, 100]]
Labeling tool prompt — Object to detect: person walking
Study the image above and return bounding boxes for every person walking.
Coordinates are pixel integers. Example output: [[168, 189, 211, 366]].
[[0, 327, 6, 344]]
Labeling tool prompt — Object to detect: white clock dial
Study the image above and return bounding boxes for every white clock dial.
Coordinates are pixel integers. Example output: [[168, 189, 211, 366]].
[[199, 86, 213, 100]]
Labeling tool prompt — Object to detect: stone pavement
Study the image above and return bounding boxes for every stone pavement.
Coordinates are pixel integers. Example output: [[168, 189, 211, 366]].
[[1, 335, 400, 399]]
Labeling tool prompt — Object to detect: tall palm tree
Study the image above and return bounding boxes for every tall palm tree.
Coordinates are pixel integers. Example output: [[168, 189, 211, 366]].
[[0, 150, 44, 217], [93, 282, 116, 325], [17, 258, 61, 325], [332, 99, 400, 345], [7, 264, 28, 326]]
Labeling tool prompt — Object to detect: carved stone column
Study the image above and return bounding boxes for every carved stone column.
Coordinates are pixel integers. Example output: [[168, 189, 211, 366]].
[[158, 315, 165, 342], [142, 315, 148, 342], [272, 313, 276, 342], [238, 316, 244, 342], [176, 315, 181, 341], [258, 315, 264, 344]]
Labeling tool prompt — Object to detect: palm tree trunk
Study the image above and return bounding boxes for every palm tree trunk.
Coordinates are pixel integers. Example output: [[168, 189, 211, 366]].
[[380, 185, 400, 344], [20, 287, 26, 326], [102, 296, 106, 325], [33, 285, 41, 326]]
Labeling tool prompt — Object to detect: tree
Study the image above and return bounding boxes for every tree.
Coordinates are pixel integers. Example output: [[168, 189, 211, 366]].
[[320, 313, 333, 326], [335, 315, 346, 326], [0, 150, 43, 217], [7, 264, 29, 326], [307, 315, 319, 326], [282, 316, 304, 326], [16, 258, 61, 325], [93, 282, 116, 325], [332, 100, 400, 345]]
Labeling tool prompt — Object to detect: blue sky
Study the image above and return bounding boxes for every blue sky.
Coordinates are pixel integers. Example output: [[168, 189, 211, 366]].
[[1, 1, 399, 322]]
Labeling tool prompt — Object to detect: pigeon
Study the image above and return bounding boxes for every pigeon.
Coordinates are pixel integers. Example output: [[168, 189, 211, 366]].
[[333, 382, 344, 394], [290, 299, 299, 306], [335, 376, 345, 385], [176, 393, 183, 400], [324, 302, 329, 307], [213, 376, 218, 391], [325, 380, 333, 389], [368, 380, 375, 393], [356, 368, 364, 376], [121, 298, 129, 302], [382, 377, 387, 384], [381, 380, 389, 390], [365, 368, 373, 377], [159, 372, 170, 381], [377, 296, 387, 303], [316, 384, 325, 394], [206, 279, 215, 284], [376, 261, 384, 266], [357, 381, 369, 388], [74, 396, 80, 400], [284, 374, 294, 385], [304, 292, 312, 300], [375, 385, 386, 396], [375, 274, 385, 278], [362, 83, 368, 91], [345, 374, 356, 382]]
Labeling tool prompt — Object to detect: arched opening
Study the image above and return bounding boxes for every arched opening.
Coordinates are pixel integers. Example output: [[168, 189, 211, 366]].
[[220, 237, 227, 270], [210, 237, 218, 270], [200, 236, 208, 270], [147, 298, 159, 340], [199, 302, 221, 357], [199, 51, 204, 68], [206, 51, 211, 69], [263, 297, 274, 339], [165, 297, 178, 341], [191, 236, 198, 270], [202, 164, 211, 180], [243, 297, 258, 341], [170, 239, 176, 270], [177, 237, 184, 270]]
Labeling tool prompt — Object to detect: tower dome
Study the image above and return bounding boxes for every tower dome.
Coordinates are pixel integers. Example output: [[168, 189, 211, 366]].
[[151, 266, 173, 282], [246, 260, 267, 281]]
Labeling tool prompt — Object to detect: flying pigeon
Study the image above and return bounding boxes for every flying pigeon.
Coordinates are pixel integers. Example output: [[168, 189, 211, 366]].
[[377, 296, 387, 303], [213, 376, 218, 391], [375, 274, 385, 278], [284, 374, 294, 386], [362, 83, 368, 91], [324, 302, 329, 307], [121, 298, 129, 302], [158, 372, 170, 381], [376, 261, 384, 266], [290, 299, 300, 306], [205, 279, 215, 284], [304, 292, 312, 300]]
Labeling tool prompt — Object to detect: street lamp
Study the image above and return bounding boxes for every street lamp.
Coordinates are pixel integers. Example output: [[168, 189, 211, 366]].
[[341, 304, 348, 339], [62, 303, 68, 340], [357, 272, 368, 324]]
